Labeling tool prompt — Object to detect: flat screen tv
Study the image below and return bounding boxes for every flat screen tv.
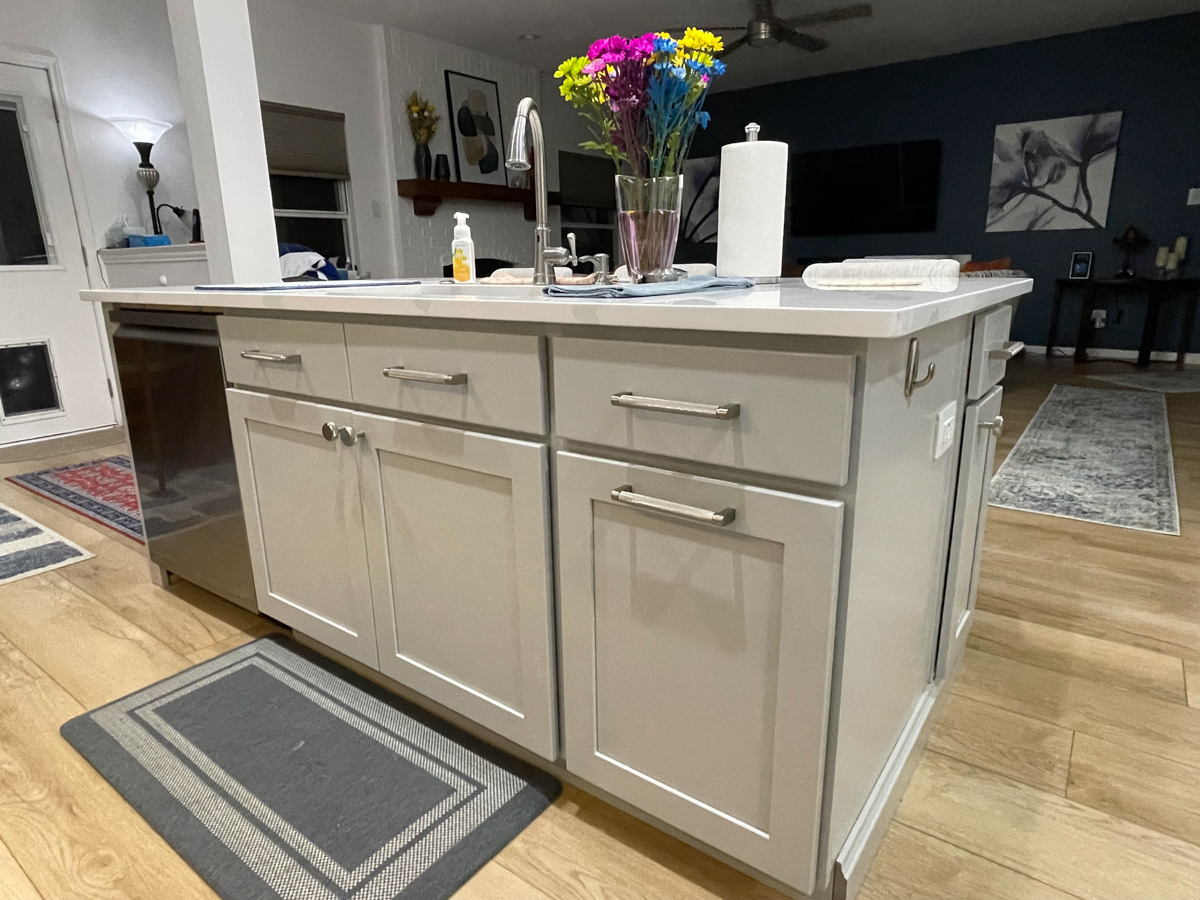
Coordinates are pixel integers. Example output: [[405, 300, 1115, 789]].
[[790, 139, 942, 237]]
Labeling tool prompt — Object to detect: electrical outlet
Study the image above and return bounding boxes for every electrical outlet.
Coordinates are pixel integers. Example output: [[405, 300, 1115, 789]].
[[934, 402, 957, 460], [1091, 308, 1107, 329], [1189, 187, 1200, 206]]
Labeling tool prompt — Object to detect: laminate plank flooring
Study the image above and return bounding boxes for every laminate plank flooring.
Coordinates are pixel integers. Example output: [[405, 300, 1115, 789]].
[[1, 358, 1200, 900]]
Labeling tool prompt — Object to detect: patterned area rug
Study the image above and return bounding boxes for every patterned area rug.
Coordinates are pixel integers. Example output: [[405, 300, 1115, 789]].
[[1088, 369, 1200, 394], [6, 456, 144, 542], [990, 384, 1179, 534], [0, 502, 93, 586], [62, 636, 560, 900]]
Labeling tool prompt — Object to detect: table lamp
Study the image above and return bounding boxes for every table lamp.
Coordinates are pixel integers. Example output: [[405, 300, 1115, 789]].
[[108, 117, 173, 235]]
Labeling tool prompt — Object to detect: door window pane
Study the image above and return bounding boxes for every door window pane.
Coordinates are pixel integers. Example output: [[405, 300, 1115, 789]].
[[0, 342, 61, 417], [275, 216, 348, 265], [0, 103, 50, 266]]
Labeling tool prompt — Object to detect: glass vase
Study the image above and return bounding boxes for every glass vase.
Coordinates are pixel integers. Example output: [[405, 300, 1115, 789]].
[[615, 175, 683, 282]]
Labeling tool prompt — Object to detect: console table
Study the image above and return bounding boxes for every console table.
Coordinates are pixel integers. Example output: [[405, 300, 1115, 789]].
[[1047, 277, 1200, 368]]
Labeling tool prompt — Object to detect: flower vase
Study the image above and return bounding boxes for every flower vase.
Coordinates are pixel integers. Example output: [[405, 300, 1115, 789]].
[[615, 175, 683, 282], [414, 144, 432, 180]]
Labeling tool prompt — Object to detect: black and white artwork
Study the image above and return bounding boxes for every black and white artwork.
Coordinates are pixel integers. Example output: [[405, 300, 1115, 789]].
[[676, 156, 720, 263], [444, 70, 506, 185], [986, 112, 1122, 232]]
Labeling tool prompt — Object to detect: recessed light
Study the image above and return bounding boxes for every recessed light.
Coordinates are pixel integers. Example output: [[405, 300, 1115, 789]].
[[518, 33, 540, 41]]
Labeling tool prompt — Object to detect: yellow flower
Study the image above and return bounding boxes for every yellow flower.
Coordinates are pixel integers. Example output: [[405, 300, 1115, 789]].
[[680, 27, 723, 54]]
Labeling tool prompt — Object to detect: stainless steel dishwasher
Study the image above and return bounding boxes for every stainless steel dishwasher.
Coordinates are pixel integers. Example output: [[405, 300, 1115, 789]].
[[111, 308, 257, 611]]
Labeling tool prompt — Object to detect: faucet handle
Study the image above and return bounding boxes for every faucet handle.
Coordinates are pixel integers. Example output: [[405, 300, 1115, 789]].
[[566, 232, 578, 266]]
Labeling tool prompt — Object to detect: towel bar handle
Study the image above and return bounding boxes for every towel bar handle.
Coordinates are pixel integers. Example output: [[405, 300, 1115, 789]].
[[904, 337, 935, 398], [611, 392, 740, 420]]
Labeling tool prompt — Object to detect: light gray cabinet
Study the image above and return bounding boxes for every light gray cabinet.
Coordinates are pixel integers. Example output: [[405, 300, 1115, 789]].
[[555, 451, 844, 894], [225, 389, 377, 666], [350, 411, 558, 760], [938, 385, 1004, 677]]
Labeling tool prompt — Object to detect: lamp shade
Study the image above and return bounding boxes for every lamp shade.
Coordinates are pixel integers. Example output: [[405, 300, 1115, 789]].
[[108, 117, 173, 145]]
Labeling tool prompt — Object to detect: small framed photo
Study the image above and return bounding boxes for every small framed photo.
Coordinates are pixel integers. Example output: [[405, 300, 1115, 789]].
[[1069, 251, 1094, 279], [444, 70, 507, 186]]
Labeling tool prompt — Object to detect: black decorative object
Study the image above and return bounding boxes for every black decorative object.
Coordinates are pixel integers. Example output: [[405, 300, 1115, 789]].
[[1113, 225, 1150, 278], [433, 153, 451, 181], [413, 143, 432, 180], [444, 70, 506, 186], [1069, 251, 1093, 280]]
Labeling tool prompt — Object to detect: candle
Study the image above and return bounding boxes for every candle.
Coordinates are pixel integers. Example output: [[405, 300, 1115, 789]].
[[1167, 251, 1180, 271], [1175, 236, 1189, 258], [1156, 246, 1171, 268]]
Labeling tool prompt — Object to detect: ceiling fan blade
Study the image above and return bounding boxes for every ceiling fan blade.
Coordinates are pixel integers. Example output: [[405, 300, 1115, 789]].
[[779, 29, 830, 51], [717, 33, 752, 58], [782, 3, 872, 28]]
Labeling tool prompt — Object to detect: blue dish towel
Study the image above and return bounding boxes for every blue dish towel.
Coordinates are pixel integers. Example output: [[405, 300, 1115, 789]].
[[195, 279, 420, 292], [543, 275, 755, 299]]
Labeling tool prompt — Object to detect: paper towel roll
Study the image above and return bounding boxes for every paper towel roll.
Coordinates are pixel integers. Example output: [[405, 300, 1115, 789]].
[[716, 135, 788, 278]]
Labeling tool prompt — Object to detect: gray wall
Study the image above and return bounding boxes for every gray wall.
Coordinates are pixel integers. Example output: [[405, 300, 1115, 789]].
[[694, 13, 1200, 352]]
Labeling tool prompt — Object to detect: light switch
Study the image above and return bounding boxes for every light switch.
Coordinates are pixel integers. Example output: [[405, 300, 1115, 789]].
[[934, 401, 957, 460], [1189, 188, 1200, 206]]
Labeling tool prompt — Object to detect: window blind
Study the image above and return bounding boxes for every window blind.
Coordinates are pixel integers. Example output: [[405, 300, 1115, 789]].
[[261, 102, 350, 180]]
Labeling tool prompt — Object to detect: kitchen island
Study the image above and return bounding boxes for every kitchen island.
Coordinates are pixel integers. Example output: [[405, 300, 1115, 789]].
[[83, 277, 1031, 900]]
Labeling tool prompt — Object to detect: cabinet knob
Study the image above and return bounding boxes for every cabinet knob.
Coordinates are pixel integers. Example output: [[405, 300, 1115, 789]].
[[321, 422, 338, 442], [338, 425, 360, 446], [979, 416, 1004, 437]]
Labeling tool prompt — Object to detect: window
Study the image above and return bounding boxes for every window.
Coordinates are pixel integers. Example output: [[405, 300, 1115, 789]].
[[0, 342, 61, 419], [0, 99, 52, 266], [558, 151, 617, 268], [261, 102, 354, 267]]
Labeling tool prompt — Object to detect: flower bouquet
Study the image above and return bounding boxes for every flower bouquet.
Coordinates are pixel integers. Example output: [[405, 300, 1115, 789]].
[[555, 30, 725, 280], [406, 92, 440, 179]]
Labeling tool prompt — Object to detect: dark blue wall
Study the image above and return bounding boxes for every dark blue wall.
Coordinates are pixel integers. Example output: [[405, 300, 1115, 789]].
[[695, 13, 1200, 351]]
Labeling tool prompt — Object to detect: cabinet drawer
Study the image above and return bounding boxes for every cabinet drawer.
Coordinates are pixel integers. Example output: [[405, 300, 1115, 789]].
[[968, 303, 1016, 400], [346, 324, 545, 434], [553, 338, 855, 485], [219, 316, 351, 402], [556, 452, 843, 891]]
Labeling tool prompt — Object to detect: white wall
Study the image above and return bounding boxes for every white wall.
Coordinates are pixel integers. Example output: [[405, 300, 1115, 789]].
[[3, 0, 199, 257], [386, 27, 541, 275], [248, 0, 399, 278]]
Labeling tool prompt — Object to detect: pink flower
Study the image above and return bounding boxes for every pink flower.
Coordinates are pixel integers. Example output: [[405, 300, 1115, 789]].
[[587, 35, 628, 59]]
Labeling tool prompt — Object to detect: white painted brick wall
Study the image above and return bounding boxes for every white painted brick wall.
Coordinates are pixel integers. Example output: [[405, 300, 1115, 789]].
[[387, 27, 542, 275]]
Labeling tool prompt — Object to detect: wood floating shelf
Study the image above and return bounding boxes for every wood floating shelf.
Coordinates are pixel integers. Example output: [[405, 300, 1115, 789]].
[[397, 179, 562, 221]]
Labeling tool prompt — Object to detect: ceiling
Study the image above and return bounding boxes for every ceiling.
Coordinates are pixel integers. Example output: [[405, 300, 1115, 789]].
[[287, 0, 1200, 91]]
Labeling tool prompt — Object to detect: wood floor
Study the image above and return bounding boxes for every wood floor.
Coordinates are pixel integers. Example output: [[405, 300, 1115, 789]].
[[1, 355, 1199, 900]]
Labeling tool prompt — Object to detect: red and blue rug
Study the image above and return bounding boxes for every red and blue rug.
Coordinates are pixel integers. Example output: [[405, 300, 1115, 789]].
[[6, 456, 144, 543]]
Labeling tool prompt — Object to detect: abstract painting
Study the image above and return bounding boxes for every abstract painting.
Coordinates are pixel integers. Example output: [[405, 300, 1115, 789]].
[[986, 112, 1122, 232], [675, 156, 720, 263], [444, 71, 506, 185]]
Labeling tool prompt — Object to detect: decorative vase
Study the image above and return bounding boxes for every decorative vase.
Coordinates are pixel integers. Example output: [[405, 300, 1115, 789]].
[[433, 153, 451, 181], [615, 175, 684, 282], [414, 144, 432, 180]]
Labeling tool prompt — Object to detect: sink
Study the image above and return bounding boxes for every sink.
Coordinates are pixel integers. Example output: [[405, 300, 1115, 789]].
[[419, 283, 549, 300]]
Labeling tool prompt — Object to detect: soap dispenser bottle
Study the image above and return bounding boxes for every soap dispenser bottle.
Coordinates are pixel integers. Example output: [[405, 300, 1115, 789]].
[[451, 211, 476, 283]]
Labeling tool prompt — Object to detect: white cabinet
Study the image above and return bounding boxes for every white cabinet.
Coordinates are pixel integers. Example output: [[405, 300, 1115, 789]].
[[354, 412, 558, 759], [938, 385, 1004, 677], [226, 389, 377, 666], [555, 452, 844, 893]]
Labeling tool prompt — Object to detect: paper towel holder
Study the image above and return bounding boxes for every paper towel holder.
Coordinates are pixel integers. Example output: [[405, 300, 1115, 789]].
[[745, 122, 760, 142]]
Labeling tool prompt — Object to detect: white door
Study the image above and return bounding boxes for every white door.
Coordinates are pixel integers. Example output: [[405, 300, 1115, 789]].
[[355, 411, 557, 760], [937, 385, 1004, 678], [0, 61, 114, 444], [226, 389, 377, 666], [556, 452, 844, 893]]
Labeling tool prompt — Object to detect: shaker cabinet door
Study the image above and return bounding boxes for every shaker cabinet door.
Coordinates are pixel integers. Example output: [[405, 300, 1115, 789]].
[[555, 452, 844, 893], [937, 385, 1004, 678], [225, 389, 377, 666], [355, 411, 557, 760]]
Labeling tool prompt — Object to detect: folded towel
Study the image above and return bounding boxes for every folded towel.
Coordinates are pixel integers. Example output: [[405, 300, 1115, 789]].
[[195, 279, 420, 292], [544, 275, 755, 299], [802, 259, 960, 292]]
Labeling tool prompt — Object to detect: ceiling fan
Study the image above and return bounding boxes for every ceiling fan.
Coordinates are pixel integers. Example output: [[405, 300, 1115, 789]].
[[696, 1, 873, 57]]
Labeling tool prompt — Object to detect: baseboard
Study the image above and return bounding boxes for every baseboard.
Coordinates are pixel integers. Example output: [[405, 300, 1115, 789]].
[[0, 425, 127, 464], [1025, 345, 1200, 365], [832, 671, 953, 900]]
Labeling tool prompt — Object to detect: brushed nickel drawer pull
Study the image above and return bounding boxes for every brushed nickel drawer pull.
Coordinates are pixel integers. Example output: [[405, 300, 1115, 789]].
[[610, 392, 740, 420], [383, 366, 467, 385], [988, 341, 1025, 361], [979, 416, 1004, 437], [610, 485, 736, 527], [904, 337, 935, 398], [241, 350, 301, 364]]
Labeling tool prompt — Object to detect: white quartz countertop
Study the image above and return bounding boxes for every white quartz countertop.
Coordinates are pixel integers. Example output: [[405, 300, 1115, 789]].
[[82, 278, 1033, 339]]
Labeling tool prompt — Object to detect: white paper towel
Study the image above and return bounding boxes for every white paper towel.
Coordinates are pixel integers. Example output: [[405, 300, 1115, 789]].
[[716, 137, 788, 278], [802, 259, 961, 292]]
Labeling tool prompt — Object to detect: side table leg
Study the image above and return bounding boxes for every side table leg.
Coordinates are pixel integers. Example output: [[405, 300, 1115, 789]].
[[1075, 282, 1098, 363], [1139, 292, 1162, 368], [1178, 286, 1198, 370], [1047, 281, 1065, 357]]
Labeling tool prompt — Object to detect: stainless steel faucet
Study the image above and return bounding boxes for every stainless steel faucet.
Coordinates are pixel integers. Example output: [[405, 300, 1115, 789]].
[[506, 97, 575, 285]]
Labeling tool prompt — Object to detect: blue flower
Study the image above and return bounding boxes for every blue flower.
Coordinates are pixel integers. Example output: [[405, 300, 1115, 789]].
[[711, 59, 726, 76], [653, 35, 677, 54], [695, 110, 711, 129]]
